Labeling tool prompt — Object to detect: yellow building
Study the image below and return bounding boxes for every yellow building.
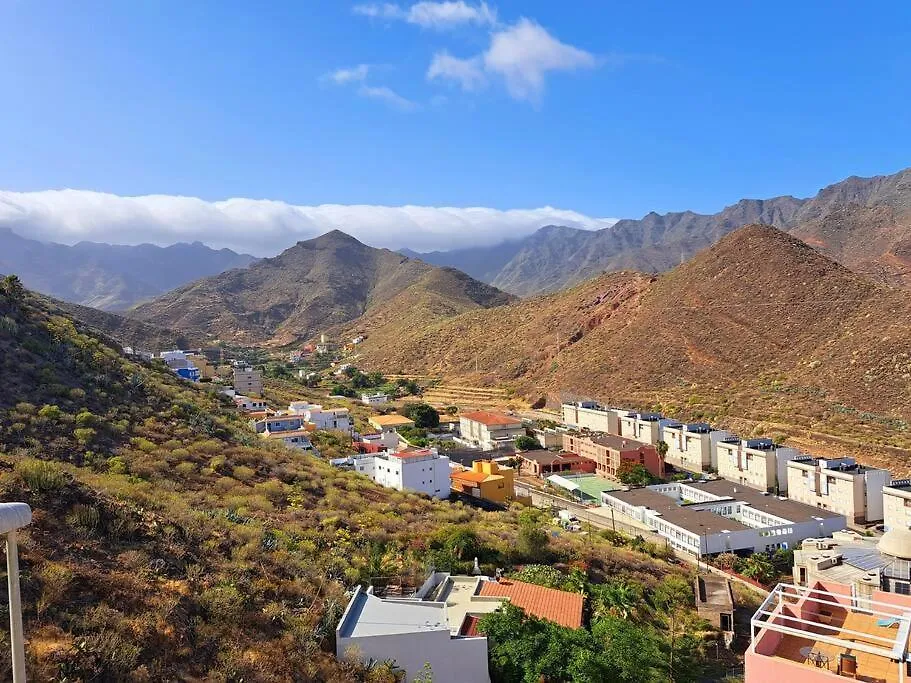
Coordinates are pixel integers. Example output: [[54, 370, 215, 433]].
[[450, 460, 518, 505]]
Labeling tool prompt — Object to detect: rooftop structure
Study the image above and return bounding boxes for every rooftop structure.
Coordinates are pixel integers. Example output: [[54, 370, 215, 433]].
[[695, 575, 735, 637], [602, 479, 845, 557], [793, 529, 911, 599], [787, 456, 891, 525], [368, 414, 415, 430], [476, 578, 583, 629], [746, 581, 911, 682], [450, 460, 517, 505], [560, 401, 625, 434]]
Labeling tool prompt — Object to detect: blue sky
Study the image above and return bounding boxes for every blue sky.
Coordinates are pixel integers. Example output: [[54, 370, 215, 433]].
[[1, 1, 910, 254]]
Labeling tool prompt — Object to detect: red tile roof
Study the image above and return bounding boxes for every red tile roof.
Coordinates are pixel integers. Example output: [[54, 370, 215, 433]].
[[478, 578, 584, 629], [461, 411, 522, 427]]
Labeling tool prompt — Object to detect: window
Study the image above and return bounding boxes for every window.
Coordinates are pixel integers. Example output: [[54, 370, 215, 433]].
[[895, 581, 911, 596]]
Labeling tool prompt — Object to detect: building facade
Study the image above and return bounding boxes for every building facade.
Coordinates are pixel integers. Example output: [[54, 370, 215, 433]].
[[459, 411, 524, 450], [883, 480, 911, 532], [617, 412, 662, 445], [361, 393, 390, 406], [560, 402, 621, 433], [662, 423, 733, 473], [786, 457, 890, 525], [233, 367, 263, 397], [561, 433, 664, 480], [450, 460, 517, 505], [715, 438, 800, 493], [353, 448, 451, 498]]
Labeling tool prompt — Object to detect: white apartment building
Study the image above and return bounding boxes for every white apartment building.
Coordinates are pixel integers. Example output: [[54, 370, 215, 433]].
[[617, 412, 662, 445], [263, 429, 316, 453], [288, 402, 352, 434], [786, 456, 891, 525], [233, 366, 263, 397], [560, 402, 623, 433], [361, 392, 390, 406], [662, 422, 734, 473], [715, 437, 800, 493], [353, 448, 451, 498], [883, 480, 911, 532], [459, 411, 524, 450], [602, 479, 846, 558], [234, 395, 267, 412]]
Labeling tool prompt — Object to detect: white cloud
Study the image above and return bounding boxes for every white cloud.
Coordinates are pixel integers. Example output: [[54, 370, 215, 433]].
[[484, 19, 596, 102], [353, 2, 496, 29], [352, 3, 402, 19], [322, 64, 371, 85], [427, 51, 487, 90], [407, 1, 496, 29], [0, 189, 617, 256], [357, 85, 418, 111]]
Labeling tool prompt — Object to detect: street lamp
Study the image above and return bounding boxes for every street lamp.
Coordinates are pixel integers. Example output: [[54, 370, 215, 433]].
[[0, 503, 32, 683]]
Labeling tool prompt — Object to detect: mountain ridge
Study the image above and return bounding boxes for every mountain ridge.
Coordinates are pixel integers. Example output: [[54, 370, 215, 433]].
[[131, 229, 515, 344], [408, 167, 911, 295], [0, 227, 256, 310]]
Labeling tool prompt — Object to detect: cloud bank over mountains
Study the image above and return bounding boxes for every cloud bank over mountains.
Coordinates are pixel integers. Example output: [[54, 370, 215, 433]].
[[0, 189, 617, 256]]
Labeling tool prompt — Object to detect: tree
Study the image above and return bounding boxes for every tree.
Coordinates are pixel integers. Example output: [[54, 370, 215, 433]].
[[594, 580, 641, 619], [516, 511, 549, 562], [656, 440, 669, 460], [400, 403, 439, 429], [442, 527, 481, 560], [617, 461, 652, 486], [514, 434, 540, 451], [592, 615, 664, 683], [0, 274, 24, 302], [737, 553, 777, 585]]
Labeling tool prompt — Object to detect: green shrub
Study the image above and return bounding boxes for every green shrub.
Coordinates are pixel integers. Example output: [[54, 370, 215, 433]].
[[16, 459, 67, 493], [67, 503, 101, 536]]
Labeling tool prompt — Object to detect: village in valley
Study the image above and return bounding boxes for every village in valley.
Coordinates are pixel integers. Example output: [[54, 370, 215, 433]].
[[143, 332, 911, 683]]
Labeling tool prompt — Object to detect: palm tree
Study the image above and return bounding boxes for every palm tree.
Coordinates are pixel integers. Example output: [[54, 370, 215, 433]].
[[595, 580, 640, 619], [739, 553, 776, 585]]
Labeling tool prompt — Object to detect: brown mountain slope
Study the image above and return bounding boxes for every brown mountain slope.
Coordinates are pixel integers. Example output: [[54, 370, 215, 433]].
[[352, 225, 911, 471], [131, 230, 514, 344]]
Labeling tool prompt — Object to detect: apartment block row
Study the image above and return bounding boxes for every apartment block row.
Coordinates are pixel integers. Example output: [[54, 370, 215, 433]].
[[561, 401, 902, 528]]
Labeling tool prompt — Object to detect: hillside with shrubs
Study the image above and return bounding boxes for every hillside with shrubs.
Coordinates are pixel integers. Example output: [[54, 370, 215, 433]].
[[0, 275, 735, 681]]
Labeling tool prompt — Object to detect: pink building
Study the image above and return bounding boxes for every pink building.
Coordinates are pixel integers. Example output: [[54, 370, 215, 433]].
[[747, 580, 911, 681]]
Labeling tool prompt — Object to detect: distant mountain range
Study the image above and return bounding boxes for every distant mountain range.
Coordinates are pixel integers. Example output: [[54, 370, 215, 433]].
[[402, 167, 911, 295], [131, 230, 514, 344], [0, 227, 256, 310]]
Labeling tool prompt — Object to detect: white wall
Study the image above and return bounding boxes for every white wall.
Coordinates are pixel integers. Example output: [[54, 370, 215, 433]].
[[337, 629, 490, 683]]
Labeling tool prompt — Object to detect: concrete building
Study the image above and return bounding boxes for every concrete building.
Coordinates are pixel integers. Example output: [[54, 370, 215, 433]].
[[617, 411, 662, 445], [786, 456, 891, 525], [353, 448, 451, 498], [562, 432, 665, 480], [233, 367, 263, 397], [746, 580, 911, 682], [361, 392, 390, 406], [532, 426, 564, 449], [336, 582, 491, 683], [263, 429, 316, 452], [662, 422, 733, 473], [518, 450, 596, 477], [253, 415, 305, 434], [450, 460, 517, 505], [368, 414, 415, 434], [560, 401, 623, 433], [459, 411, 524, 451], [715, 437, 800, 493], [289, 402, 352, 434], [883, 480, 911, 532], [792, 529, 911, 599], [601, 479, 846, 557], [695, 575, 735, 640]]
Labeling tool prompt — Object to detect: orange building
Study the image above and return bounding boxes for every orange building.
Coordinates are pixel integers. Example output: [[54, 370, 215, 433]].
[[450, 460, 518, 504]]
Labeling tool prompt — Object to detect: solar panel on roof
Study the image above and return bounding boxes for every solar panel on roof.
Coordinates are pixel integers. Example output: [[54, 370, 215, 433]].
[[841, 548, 890, 571]]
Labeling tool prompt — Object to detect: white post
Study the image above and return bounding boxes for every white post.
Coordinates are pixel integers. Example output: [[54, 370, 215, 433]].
[[7, 530, 25, 683], [0, 503, 32, 683]]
